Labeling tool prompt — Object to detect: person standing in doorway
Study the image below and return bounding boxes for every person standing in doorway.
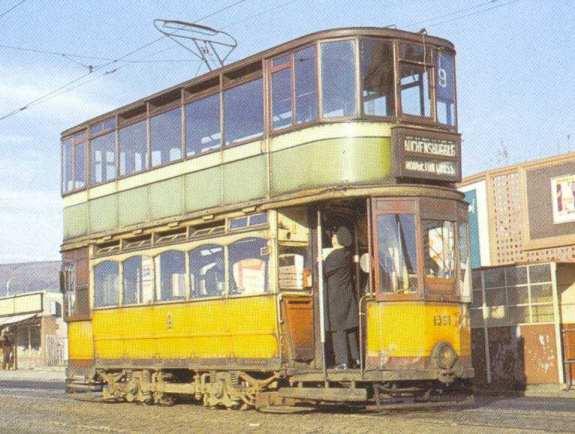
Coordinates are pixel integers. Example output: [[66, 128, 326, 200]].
[[324, 226, 359, 369]]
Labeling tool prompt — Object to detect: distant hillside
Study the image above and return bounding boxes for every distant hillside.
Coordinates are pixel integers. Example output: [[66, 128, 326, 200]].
[[0, 261, 61, 297]]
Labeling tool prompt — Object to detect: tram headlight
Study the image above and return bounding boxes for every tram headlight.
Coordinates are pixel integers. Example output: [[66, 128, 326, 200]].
[[432, 342, 458, 370]]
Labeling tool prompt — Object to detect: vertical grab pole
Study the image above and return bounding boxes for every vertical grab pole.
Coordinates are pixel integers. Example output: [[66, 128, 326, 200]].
[[317, 209, 327, 381]]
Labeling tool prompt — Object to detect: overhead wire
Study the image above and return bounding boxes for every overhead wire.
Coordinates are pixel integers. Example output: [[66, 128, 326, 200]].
[[0, 0, 27, 20], [0, 0, 250, 122], [407, 0, 520, 28]]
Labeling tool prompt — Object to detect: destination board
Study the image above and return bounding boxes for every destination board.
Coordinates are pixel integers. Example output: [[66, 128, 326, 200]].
[[392, 127, 461, 182]]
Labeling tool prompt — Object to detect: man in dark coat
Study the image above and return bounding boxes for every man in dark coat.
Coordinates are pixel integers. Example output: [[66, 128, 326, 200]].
[[324, 226, 359, 369]]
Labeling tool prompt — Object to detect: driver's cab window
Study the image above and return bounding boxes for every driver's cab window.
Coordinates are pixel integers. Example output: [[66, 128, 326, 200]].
[[423, 220, 455, 279], [377, 213, 418, 293]]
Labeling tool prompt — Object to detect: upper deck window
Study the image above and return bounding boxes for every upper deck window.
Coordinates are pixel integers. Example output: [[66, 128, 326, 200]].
[[399, 43, 432, 118], [90, 117, 116, 136], [295, 46, 318, 124], [271, 61, 293, 130], [62, 132, 87, 193], [224, 78, 263, 145], [186, 93, 221, 156], [119, 120, 148, 176], [321, 40, 357, 119], [436, 51, 456, 126], [360, 38, 394, 117], [91, 132, 116, 184], [151, 108, 182, 167]]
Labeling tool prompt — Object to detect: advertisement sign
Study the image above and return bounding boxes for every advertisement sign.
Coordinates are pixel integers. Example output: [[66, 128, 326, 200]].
[[551, 174, 575, 223], [392, 127, 461, 182]]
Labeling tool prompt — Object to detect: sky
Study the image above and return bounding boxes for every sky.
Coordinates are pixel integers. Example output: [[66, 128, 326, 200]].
[[0, 0, 573, 263]]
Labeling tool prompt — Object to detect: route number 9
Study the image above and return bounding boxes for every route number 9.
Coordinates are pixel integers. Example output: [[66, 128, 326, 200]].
[[438, 67, 447, 88]]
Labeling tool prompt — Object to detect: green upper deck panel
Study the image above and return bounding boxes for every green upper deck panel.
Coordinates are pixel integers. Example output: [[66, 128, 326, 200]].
[[61, 27, 458, 242]]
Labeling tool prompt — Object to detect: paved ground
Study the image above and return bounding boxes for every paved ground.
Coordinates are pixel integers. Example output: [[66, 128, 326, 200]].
[[1, 378, 575, 433]]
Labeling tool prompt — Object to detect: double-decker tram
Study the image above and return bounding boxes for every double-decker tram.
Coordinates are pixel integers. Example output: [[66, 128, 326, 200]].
[[60, 27, 473, 410]]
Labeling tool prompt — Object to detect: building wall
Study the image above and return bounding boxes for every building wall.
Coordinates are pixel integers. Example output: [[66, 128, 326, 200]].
[[460, 153, 575, 267]]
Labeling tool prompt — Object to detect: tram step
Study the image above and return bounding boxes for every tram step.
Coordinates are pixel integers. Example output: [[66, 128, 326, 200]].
[[276, 387, 367, 402]]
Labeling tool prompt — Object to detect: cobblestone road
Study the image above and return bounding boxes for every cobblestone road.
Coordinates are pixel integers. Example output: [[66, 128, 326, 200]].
[[1, 383, 575, 433]]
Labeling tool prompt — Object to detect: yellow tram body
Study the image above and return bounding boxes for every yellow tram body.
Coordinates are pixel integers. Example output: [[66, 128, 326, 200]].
[[60, 27, 473, 409]]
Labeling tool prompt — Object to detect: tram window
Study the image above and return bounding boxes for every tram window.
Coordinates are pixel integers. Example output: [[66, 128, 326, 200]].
[[400, 64, 431, 118], [377, 214, 418, 293], [229, 212, 267, 231], [155, 250, 186, 301], [295, 45, 317, 124], [94, 261, 119, 308], [229, 237, 269, 295], [91, 132, 116, 184], [458, 222, 471, 299], [360, 38, 394, 117], [74, 142, 86, 190], [189, 244, 225, 298], [62, 139, 74, 192], [272, 67, 293, 130], [423, 220, 455, 279], [436, 51, 456, 126], [224, 78, 264, 146], [119, 121, 148, 176], [91, 117, 116, 136], [321, 40, 356, 119], [122, 256, 142, 305], [151, 108, 182, 167], [186, 93, 221, 156]]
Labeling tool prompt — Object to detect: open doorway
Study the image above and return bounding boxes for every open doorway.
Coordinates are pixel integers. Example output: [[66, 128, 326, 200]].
[[320, 200, 369, 369]]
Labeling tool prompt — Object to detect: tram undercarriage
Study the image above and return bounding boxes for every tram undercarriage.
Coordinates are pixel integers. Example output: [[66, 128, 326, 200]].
[[67, 365, 473, 411]]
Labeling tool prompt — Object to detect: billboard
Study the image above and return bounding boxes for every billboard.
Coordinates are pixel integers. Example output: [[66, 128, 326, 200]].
[[551, 174, 575, 224]]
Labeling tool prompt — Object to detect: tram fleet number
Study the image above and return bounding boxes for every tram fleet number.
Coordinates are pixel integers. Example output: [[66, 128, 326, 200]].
[[433, 315, 453, 326]]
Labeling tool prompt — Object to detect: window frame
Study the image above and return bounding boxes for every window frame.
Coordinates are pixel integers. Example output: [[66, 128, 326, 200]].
[[371, 197, 464, 302], [61, 131, 88, 195], [318, 37, 360, 122], [149, 105, 184, 169], [396, 41, 437, 126], [359, 37, 395, 121], [184, 90, 223, 158], [222, 75, 265, 149]]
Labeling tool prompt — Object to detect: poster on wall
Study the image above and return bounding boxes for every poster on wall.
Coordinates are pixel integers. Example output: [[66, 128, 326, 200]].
[[551, 175, 575, 223]]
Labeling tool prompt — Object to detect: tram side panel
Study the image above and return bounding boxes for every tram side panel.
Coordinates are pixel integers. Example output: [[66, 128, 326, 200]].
[[366, 301, 472, 376], [90, 295, 280, 368]]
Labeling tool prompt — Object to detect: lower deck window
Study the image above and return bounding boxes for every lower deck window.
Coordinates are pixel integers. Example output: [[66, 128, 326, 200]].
[[156, 250, 186, 301], [377, 214, 418, 293], [189, 245, 225, 298], [229, 237, 269, 295], [94, 260, 119, 307]]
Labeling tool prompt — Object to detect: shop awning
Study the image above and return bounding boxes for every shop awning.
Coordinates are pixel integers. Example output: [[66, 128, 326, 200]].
[[0, 313, 38, 327]]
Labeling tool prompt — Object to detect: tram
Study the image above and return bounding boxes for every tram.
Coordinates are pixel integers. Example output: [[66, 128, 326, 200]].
[[60, 27, 473, 410]]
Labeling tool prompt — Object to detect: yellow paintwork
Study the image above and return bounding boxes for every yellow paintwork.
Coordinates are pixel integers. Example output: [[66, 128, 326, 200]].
[[90, 295, 278, 361], [366, 301, 470, 360], [68, 320, 94, 361]]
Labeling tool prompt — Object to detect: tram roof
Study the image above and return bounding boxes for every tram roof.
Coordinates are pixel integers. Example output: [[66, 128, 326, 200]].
[[61, 26, 455, 137]]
